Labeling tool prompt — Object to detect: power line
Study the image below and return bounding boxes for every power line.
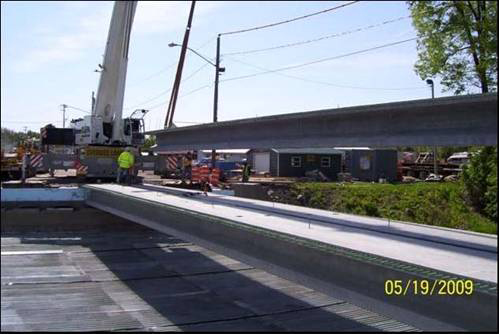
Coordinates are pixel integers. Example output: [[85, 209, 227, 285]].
[[175, 121, 204, 124], [223, 15, 410, 56], [64, 104, 91, 113], [179, 83, 213, 98], [125, 62, 211, 111], [2, 120, 61, 124], [144, 83, 213, 111], [220, 1, 360, 36], [127, 61, 177, 86], [225, 55, 427, 91], [127, 36, 217, 87], [194, 35, 218, 50], [220, 37, 418, 83], [138, 38, 420, 112]]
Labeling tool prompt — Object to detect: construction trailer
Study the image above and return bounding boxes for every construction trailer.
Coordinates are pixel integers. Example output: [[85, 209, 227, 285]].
[[247, 148, 343, 181], [339, 148, 398, 182]]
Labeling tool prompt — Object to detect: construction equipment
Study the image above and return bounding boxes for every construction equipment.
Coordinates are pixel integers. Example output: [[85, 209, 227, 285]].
[[1, 149, 22, 180], [414, 152, 435, 164], [41, 1, 156, 178], [1, 138, 44, 180]]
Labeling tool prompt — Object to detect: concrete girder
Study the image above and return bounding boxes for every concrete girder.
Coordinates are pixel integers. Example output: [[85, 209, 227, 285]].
[[148, 93, 497, 151]]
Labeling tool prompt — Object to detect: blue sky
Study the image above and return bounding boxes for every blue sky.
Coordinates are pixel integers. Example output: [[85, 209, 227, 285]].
[[1, 1, 464, 132]]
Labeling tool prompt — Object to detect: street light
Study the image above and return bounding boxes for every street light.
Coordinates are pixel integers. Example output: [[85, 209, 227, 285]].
[[60, 104, 67, 128], [426, 79, 438, 176], [169, 39, 225, 168]]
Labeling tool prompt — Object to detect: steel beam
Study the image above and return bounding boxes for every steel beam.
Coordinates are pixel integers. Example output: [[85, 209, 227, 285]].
[[148, 93, 497, 150]]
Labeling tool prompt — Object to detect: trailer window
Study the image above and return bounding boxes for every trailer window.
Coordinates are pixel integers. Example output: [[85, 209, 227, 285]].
[[321, 156, 331, 167], [291, 156, 302, 167]]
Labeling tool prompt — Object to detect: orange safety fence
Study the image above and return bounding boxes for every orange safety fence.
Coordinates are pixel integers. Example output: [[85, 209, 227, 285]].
[[199, 167, 210, 182], [191, 167, 221, 186], [210, 168, 221, 186], [191, 167, 200, 182]]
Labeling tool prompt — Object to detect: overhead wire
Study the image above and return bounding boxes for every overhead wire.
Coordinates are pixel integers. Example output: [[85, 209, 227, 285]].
[[127, 36, 217, 87], [194, 35, 218, 50], [134, 4, 421, 126], [64, 104, 91, 113], [144, 83, 213, 111], [222, 15, 410, 56], [220, 1, 360, 36], [2, 120, 61, 124], [127, 61, 177, 86], [124, 61, 211, 111], [225, 55, 427, 91], [220, 37, 418, 83]]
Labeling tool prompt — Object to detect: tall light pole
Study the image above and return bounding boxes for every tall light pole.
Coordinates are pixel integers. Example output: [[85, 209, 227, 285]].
[[426, 79, 438, 176], [168, 39, 225, 168], [61, 104, 68, 128]]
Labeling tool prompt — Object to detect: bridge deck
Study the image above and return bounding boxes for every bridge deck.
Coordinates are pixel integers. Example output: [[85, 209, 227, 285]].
[[85, 184, 497, 283], [2, 207, 416, 331]]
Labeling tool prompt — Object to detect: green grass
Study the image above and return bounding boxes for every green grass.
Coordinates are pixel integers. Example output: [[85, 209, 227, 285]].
[[281, 182, 496, 234]]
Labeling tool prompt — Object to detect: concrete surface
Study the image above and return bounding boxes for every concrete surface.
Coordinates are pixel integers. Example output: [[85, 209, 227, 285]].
[[83, 184, 497, 331], [1, 208, 417, 332], [86, 184, 497, 283], [1, 187, 85, 202]]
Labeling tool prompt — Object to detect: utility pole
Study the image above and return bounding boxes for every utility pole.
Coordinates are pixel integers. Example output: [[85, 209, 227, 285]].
[[164, 1, 196, 128], [61, 104, 67, 128], [212, 34, 221, 169], [167, 34, 224, 169], [426, 79, 438, 176], [91, 91, 96, 114]]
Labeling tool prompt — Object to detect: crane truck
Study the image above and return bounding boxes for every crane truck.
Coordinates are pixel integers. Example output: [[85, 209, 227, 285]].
[[41, 1, 156, 179]]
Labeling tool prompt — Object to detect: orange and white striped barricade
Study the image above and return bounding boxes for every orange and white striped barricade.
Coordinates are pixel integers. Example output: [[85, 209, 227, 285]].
[[191, 167, 200, 182], [167, 155, 178, 171], [40, 127, 47, 140], [30, 153, 44, 169], [74, 159, 88, 176], [209, 168, 221, 187]]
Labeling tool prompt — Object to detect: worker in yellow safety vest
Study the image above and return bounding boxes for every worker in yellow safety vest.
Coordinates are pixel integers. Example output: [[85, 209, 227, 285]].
[[242, 161, 251, 183], [117, 147, 135, 185]]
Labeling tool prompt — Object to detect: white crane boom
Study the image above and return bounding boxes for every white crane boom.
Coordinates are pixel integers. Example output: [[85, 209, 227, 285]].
[[93, 1, 137, 144]]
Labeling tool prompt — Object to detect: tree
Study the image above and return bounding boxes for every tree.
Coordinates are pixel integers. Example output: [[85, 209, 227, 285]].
[[409, 1, 497, 223], [1, 127, 40, 151], [408, 1, 497, 94], [461, 147, 497, 222]]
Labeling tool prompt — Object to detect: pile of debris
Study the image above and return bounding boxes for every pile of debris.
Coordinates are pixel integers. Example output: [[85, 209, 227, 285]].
[[301, 169, 330, 182], [402, 174, 459, 183]]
